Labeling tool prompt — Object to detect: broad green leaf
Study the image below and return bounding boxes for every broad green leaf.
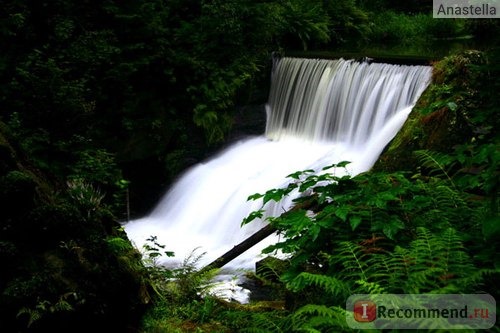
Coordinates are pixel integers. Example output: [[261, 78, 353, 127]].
[[382, 217, 405, 240], [263, 188, 286, 205], [247, 193, 263, 201], [335, 160, 351, 168], [334, 206, 349, 222], [287, 170, 304, 179], [350, 216, 362, 231], [242, 209, 264, 225]]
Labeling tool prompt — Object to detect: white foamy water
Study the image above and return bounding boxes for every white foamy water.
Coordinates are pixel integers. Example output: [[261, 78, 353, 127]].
[[124, 57, 432, 302]]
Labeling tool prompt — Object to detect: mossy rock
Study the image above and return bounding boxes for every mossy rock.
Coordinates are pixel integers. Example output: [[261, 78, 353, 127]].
[[374, 50, 487, 172]]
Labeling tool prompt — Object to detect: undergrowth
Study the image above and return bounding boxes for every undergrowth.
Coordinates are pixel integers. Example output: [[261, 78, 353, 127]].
[[136, 51, 499, 333]]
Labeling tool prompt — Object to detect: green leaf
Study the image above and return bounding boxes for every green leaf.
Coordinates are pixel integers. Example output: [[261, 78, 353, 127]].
[[334, 206, 349, 222], [349, 216, 362, 231], [263, 188, 287, 205], [287, 169, 314, 180], [381, 217, 405, 240], [242, 209, 264, 225], [335, 161, 351, 168], [276, 210, 311, 237], [299, 178, 319, 192], [247, 193, 263, 201], [287, 170, 304, 180], [309, 224, 321, 241]]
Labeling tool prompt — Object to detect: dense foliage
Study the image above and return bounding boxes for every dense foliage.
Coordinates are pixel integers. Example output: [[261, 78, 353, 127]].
[[1, 0, 490, 214], [1, 0, 499, 332], [0, 125, 149, 332], [235, 50, 499, 332], [139, 50, 498, 332]]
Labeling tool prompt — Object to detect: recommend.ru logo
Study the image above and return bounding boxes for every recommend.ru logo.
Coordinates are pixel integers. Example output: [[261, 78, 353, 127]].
[[347, 294, 496, 330]]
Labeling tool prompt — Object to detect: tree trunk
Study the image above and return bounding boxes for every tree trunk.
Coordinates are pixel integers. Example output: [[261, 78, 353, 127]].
[[201, 224, 276, 272], [201, 198, 318, 272]]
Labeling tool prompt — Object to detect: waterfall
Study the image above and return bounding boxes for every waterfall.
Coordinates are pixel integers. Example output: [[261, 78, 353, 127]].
[[266, 58, 431, 145], [124, 57, 431, 287]]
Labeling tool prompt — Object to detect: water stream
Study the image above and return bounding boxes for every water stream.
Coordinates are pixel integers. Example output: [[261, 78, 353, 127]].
[[124, 57, 432, 302]]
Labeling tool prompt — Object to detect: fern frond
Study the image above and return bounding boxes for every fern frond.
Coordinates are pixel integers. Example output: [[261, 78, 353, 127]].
[[195, 268, 222, 296], [329, 227, 478, 294], [409, 227, 434, 263], [400, 227, 477, 293], [292, 305, 338, 322], [107, 237, 133, 253], [414, 150, 456, 186], [286, 272, 348, 298], [381, 248, 412, 290], [440, 228, 473, 273], [239, 312, 284, 333], [406, 267, 446, 293], [333, 241, 368, 280], [289, 305, 348, 333], [17, 307, 41, 328], [452, 268, 500, 293], [52, 299, 73, 312], [354, 279, 386, 294], [255, 257, 288, 287], [428, 185, 471, 227], [181, 247, 207, 273]]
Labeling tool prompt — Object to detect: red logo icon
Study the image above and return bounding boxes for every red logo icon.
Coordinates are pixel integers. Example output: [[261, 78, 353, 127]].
[[354, 300, 377, 322]]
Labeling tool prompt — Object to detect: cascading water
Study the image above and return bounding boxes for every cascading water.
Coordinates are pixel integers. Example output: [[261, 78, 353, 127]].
[[124, 57, 432, 301]]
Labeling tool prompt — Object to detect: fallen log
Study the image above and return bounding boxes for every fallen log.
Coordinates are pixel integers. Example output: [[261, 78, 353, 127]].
[[201, 197, 319, 272], [201, 223, 277, 272]]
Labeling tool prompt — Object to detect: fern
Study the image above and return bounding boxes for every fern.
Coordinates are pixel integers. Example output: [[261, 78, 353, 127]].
[[17, 307, 42, 328], [334, 241, 368, 281], [66, 178, 105, 218], [354, 280, 386, 295], [106, 237, 132, 253], [16, 293, 78, 328], [388, 227, 476, 293], [286, 272, 348, 298], [376, 250, 411, 290], [285, 305, 348, 333], [239, 312, 285, 333], [326, 227, 479, 294], [465, 269, 500, 291], [237, 148, 495, 332], [414, 149, 457, 186], [410, 228, 473, 292]]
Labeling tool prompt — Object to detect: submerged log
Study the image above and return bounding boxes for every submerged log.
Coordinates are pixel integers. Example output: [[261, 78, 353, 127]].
[[202, 224, 277, 272]]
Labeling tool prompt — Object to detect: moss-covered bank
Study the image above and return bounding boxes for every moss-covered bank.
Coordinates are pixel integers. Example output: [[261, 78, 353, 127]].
[[375, 49, 497, 174]]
